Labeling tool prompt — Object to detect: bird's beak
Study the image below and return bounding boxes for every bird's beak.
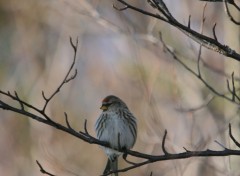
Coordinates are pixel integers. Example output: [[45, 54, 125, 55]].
[[100, 105, 108, 111]]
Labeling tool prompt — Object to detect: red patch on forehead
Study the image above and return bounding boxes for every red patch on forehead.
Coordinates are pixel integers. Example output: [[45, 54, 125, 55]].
[[102, 97, 110, 103]]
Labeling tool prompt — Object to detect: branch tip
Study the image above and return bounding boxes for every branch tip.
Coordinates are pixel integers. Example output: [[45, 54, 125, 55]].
[[183, 147, 190, 152], [65, 112, 72, 129], [214, 140, 227, 149], [14, 91, 24, 110], [188, 15, 191, 28], [212, 23, 218, 41], [162, 130, 169, 155], [36, 160, 55, 176], [69, 36, 78, 52], [122, 152, 137, 165], [84, 119, 89, 135], [229, 123, 240, 148], [42, 91, 47, 101], [150, 171, 153, 176]]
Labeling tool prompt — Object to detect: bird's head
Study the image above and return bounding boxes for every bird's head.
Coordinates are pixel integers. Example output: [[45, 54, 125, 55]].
[[100, 95, 128, 111]]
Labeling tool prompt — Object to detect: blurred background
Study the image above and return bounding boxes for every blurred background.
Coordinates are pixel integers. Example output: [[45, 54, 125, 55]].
[[0, 0, 240, 175]]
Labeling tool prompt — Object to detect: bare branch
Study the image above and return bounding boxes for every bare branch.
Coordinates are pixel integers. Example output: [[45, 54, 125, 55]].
[[212, 23, 218, 41], [227, 72, 240, 102], [197, 46, 202, 77], [231, 72, 240, 101], [41, 37, 78, 113], [115, 0, 168, 22], [224, 0, 240, 25], [84, 119, 89, 135], [188, 15, 191, 28], [65, 69, 77, 83], [159, 32, 240, 105], [229, 124, 240, 148], [106, 125, 240, 174], [199, 0, 234, 5], [69, 37, 78, 53], [42, 91, 48, 101], [197, 3, 207, 77], [36, 160, 55, 176], [162, 130, 169, 155], [200, 0, 240, 11], [116, 0, 240, 61], [214, 140, 227, 149], [64, 112, 72, 129], [122, 153, 137, 165], [183, 147, 190, 152], [0, 90, 52, 121], [14, 91, 24, 110]]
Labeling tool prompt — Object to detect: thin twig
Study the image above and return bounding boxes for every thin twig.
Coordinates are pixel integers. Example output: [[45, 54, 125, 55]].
[[14, 91, 24, 110], [84, 119, 89, 135], [188, 15, 191, 28], [197, 3, 207, 77], [122, 154, 137, 165], [227, 73, 240, 102], [116, 0, 240, 60], [42, 37, 78, 113], [229, 123, 240, 148], [214, 140, 227, 149], [162, 130, 169, 155], [65, 112, 72, 129], [212, 23, 218, 41], [231, 72, 240, 101], [36, 160, 55, 176], [224, 0, 240, 25], [159, 32, 240, 105], [183, 147, 190, 152]]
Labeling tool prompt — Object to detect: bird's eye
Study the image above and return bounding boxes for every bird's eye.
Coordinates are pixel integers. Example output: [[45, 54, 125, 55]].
[[100, 102, 112, 111], [105, 102, 112, 106]]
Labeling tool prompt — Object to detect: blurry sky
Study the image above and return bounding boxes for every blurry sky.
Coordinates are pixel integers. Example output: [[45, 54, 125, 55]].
[[0, 0, 240, 175]]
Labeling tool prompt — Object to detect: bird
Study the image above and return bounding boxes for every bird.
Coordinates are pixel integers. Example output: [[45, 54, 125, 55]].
[[95, 95, 137, 176]]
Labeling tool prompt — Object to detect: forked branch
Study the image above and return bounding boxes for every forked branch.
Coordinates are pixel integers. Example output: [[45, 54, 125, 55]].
[[115, 0, 240, 61], [41, 37, 78, 113]]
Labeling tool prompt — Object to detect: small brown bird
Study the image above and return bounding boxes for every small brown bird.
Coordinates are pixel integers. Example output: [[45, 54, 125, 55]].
[[95, 95, 137, 176]]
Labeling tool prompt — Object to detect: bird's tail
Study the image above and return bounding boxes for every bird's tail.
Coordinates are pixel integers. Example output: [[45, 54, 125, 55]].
[[103, 158, 118, 176]]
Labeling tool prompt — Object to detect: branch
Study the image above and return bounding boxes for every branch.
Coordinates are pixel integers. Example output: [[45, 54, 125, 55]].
[[199, 0, 240, 11], [197, 3, 207, 77], [212, 23, 218, 42], [36, 160, 55, 176], [162, 130, 169, 155], [227, 72, 240, 102], [2, 79, 240, 175], [115, 0, 240, 61], [104, 124, 240, 175], [159, 32, 240, 105], [41, 37, 78, 114], [224, 0, 240, 25], [229, 124, 240, 148], [64, 112, 73, 129]]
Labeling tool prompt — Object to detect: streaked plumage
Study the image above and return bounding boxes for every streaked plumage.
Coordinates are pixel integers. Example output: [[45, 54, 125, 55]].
[[95, 95, 137, 176]]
